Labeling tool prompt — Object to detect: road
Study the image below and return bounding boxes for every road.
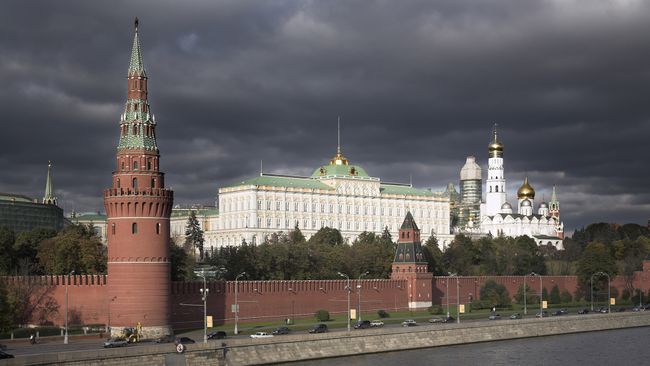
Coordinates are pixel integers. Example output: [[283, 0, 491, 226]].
[[0, 310, 628, 357]]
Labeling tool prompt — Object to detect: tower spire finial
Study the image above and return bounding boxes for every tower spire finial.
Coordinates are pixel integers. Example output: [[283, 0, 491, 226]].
[[128, 17, 146, 76], [492, 123, 498, 143], [43, 161, 57, 205], [337, 116, 341, 154]]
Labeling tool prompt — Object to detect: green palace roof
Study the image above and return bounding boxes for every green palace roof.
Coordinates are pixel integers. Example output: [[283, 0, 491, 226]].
[[226, 175, 334, 190], [171, 207, 219, 217], [310, 164, 370, 178]]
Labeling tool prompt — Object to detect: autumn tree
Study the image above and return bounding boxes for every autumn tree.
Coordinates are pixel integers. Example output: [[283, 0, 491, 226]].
[[37, 225, 106, 274]]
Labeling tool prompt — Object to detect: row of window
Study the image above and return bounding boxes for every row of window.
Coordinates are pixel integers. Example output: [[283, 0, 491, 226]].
[[120, 158, 156, 171], [110, 222, 162, 235]]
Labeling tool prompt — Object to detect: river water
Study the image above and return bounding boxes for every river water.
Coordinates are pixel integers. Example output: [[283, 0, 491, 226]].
[[284, 326, 650, 366]]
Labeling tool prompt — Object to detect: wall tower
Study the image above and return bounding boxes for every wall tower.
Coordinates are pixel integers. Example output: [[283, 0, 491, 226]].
[[104, 18, 174, 338], [391, 212, 432, 309], [485, 125, 506, 216]]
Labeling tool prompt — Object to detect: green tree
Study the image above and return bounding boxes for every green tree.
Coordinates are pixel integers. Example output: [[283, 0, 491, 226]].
[[560, 289, 573, 304], [37, 225, 106, 274], [170, 238, 194, 281], [184, 211, 205, 261], [514, 284, 536, 305], [14, 228, 57, 275], [549, 285, 561, 304], [422, 234, 445, 275], [0, 227, 16, 275], [576, 242, 617, 295], [442, 234, 476, 275], [479, 280, 511, 308], [351, 231, 393, 278]]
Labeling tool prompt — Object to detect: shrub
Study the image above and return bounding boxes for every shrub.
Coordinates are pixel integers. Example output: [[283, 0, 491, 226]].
[[314, 309, 330, 322], [560, 289, 573, 304], [621, 288, 631, 301], [377, 309, 390, 318], [549, 285, 561, 304], [427, 305, 443, 315]]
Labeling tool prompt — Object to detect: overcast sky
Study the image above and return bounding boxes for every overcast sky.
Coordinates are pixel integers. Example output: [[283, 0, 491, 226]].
[[1, 0, 649, 232]]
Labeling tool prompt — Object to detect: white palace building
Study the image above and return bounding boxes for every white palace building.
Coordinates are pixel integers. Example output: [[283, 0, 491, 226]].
[[210, 144, 453, 249]]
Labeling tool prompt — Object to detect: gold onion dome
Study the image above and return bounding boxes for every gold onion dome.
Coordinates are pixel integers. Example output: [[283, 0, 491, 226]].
[[517, 176, 535, 199], [329, 148, 349, 166], [488, 124, 504, 157]]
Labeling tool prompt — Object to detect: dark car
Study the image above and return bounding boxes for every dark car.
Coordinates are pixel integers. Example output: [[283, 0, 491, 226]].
[[552, 310, 568, 316], [0, 351, 14, 359], [272, 327, 290, 335], [578, 308, 590, 315], [443, 316, 455, 323], [175, 337, 196, 345], [354, 320, 371, 329], [156, 334, 176, 343], [617, 307, 626, 312], [309, 324, 328, 333], [208, 331, 227, 339], [598, 307, 609, 314], [536, 310, 549, 318]]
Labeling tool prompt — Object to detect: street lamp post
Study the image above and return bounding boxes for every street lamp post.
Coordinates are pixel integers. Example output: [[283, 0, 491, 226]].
[[338, 272, 351, 332], [234, 272, 246, 335], [539, 274, 543, 316], [357, 271, 369, 322], [446, 272, 456, 318], [194, 267, 217, 343], [590, 272, 610, 313], [524, 272, 538, 316], [64, 270, 75, 345]]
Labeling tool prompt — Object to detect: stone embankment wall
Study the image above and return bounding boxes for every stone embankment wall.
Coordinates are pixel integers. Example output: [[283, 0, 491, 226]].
[[6, 312, 650, 366]]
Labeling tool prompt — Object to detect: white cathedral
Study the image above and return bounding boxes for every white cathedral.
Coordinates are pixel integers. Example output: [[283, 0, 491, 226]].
[[477, 127, 564, 249]]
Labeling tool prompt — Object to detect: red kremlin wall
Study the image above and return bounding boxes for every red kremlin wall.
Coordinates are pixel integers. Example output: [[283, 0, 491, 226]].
[[4, 261, 650, 331]]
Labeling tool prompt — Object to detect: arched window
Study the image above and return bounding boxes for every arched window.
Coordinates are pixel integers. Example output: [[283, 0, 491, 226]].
[[132, 178, 138, 191], [116, 178, 120, 188], [495, 186, 499, 192], [156, 222, 161, 235], [147, 159, 152, 170], [121, 161, 125, 170], [111, 223, 116, 235], [151, 178, 155, 188], [489, 186, 492, 193], [407, 231, 410, 238], [133, 161, 139, 170], [132, 222, 138, 234], [133, 125, 137, 135]]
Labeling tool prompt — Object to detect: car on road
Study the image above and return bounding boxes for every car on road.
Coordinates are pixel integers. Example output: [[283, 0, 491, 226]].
[[509, 313, 522, 320], [552, 309, 568, 316], [0, 351, 14, 359], [578, 308, 590, 315], [272, 327, 290, 335], [354, 320, 371, 329], [488, 314, 501, 320], [402, 319, 418, 327], [429, 317, 443, 323], [598, 307, 609, 314], [103, 337, 128, 348], [175, 337, 196, 345], [156, 334, 176, 343], [443, 316, 455, 323], [309, 324, 328, 333], [370, 320, 384, 327], [250, 332, 274, 339], [207, 331, 227, 339], [536, 311, 549, 318]]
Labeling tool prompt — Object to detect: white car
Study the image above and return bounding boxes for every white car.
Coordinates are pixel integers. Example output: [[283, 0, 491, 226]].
[[250, 332, 274, 339], [370, 320, 384, 327]]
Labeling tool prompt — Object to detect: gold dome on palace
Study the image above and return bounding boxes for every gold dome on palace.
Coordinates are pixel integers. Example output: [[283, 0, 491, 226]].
[[329, 150, 349, 166], [517, 176, 535, 199]]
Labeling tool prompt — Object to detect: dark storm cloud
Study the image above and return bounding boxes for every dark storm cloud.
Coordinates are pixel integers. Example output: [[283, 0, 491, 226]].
[[1, 0, 649, 231]]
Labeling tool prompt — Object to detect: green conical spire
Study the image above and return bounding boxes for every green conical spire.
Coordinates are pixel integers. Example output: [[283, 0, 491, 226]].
[[128, 17, 146, 77], [43, 161, 57, 205]]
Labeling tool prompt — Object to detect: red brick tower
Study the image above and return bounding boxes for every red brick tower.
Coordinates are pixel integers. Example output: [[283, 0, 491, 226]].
[[104, 18, 173, 338], [391, 212, 433, 309]]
